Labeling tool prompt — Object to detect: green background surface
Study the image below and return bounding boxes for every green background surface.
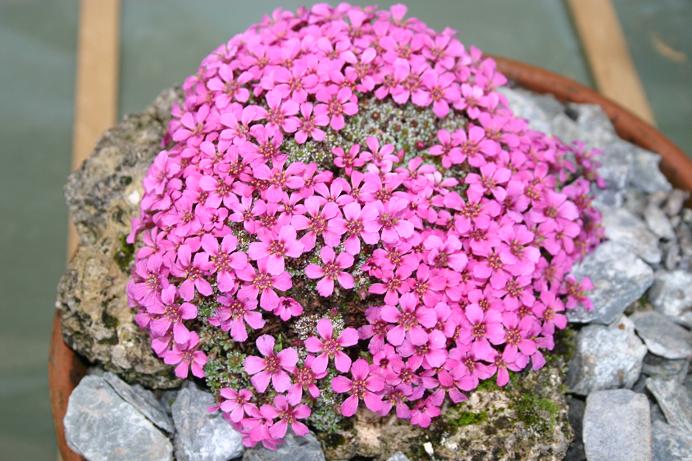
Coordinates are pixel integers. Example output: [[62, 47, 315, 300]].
[[0, 1, 689, 459]]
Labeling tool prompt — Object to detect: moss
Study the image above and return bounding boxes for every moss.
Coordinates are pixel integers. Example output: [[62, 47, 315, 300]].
[[446, 410, 489, 427], [114, 234, 135, 273], [101, 311, 119, 329], [550, 328, 576, 364], [514, 393, 561, 435]]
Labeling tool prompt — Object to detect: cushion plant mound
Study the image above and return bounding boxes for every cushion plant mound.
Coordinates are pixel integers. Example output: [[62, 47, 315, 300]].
[[126, 2, 602, 450]]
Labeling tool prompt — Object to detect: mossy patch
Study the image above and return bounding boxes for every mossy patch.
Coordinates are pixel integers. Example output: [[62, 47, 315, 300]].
[[514, 393, 561, 435], [445, 409, 489, 428], [113, 234, 135, 272]]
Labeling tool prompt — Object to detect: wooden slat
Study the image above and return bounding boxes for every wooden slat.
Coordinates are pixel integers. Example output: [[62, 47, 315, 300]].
[[58, 2, 121, 461], [567, 0, 656, 125], [68, 0, 121, 256]]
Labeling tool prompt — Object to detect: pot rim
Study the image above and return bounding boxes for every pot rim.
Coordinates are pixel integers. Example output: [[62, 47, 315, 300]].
[[48, 56, 692, 461]]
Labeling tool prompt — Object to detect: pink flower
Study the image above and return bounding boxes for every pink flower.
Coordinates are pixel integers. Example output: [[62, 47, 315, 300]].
[[305, 246, 354, 297], [210, 295, 265, 342], [200, 234, 247, 292], [381, 293, 437, 346], [332, 358, 385, 416], [248, 225, 304, 275], [263, 90, 299, 133], [273, 297, 304, 321], [333, 144, 367, 174], [375, 197, 415, 244], [163, 332, 207, 379], [261, 395, 311, 439], [207, 64, 251, 108], [330, 201, 380, 254], [458, 303, 504, 362], [171, 244, 213, 301], [291, 196, 341, 251], [416, 70, 459, 117], [148, 285, 197, 344], [219, 388, 256, 423], [428, 128, 465, 168], [287, 355, 326, 403], [243, 335, 298, 393], [314, 86, 358, 130], [465, 162, 512, 202], [294, 102, 328, 144], [236, 259, 292, 311], [305, 318, 359, 373]]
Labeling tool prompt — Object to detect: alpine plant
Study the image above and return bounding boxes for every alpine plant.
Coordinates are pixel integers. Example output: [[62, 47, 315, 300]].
[[127, 3, 603, 449]]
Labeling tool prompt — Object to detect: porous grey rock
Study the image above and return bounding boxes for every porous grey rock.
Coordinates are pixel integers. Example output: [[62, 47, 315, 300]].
[[583, 389, 652, 461], [568, 241, 654, 324], [103, 371, 173, 433], [321, 361, 571, 461], [631, 311, 692, 359], [602, 207, 662, 264], [244, 431, 325, 461], [172, 382, 243, 461], [648, 270, 692, 326], [386, 453, 411, 461], [646, 377, 692, 432], [56, 87, 182, 389], [568, 316, 647, 395], [64, 375, 173, 461], [652, 420, 692, 461], [641, 354, 689, 384], [645, 204, 676, 240]]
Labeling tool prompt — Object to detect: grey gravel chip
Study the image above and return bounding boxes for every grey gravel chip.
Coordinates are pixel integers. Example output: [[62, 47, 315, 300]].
[[644, 204, 676, 240], [631, 311, 692, 359], [602, 207, 662, 264], [652, 420, 692, 461], [172, 382, 243, 461], [568, 241, 654, 324], [568, 316, 647, 395], [243, 431, 325, 461], [648, 270, 692, 325], [642, 354, 689, 384], [64, 375, 173, 461], [646, 377, 692, 432], [103, 371, 174, 433], [583, 389, 652, 461]]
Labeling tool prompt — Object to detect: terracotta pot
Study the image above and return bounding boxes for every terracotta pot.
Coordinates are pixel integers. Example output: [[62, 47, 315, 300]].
[[48, 57, 692, 461]]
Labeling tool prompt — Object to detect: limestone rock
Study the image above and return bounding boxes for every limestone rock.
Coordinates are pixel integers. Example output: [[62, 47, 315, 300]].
[[651, 420, 692, 461], [602, 207, 662, 264], [64, 375, 173, 461], [646, 377, 692, 432], [648, 270, 692, 326], [568, 241, 654, 324], [583, 389, 652, 461], [386, 453, 411, 461], [567, 316, 647, 395], [172, 382, 243, 461], [243, 431, 325, 461], [632, 311, 692, 359], [56, 87, 182, 389]]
